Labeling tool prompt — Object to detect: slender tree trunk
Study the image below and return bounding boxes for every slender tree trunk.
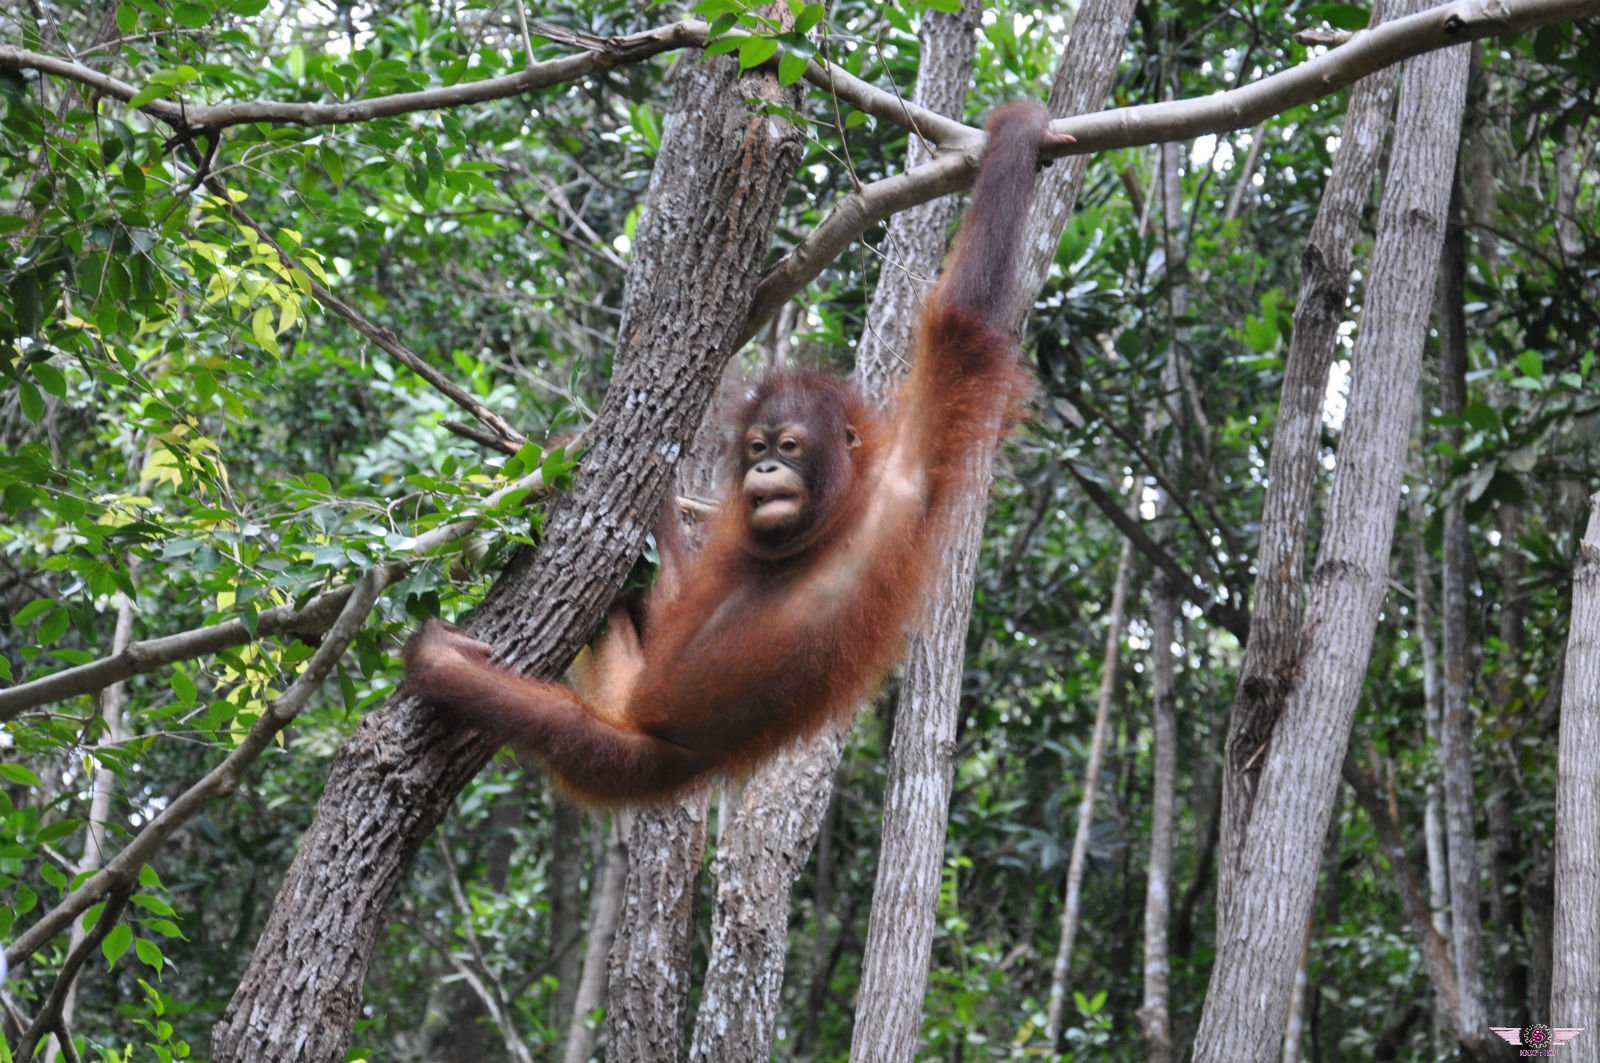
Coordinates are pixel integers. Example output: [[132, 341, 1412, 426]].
[[602, 799, 707, 1063], [1045, 538, 1134, 1042], [1194, 21, 1470, 1060], [547, 802, 586, 1059], [1138, 128, 1187, 1063], [849, 3, 1135, 1058], [688, 729, 845, 1062], [1552, 494, 1600, 1062], [562, 821, 627, 1063], [212, 40, 806, 1063], [44, 594, 133, 1063], [1436, 169, 1490, 1038]]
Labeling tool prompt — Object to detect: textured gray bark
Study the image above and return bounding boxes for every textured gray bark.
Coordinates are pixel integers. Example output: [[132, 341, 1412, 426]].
[[687, 731, 845, 1062], [850, 4, 1135, 1059], [211, 45, 803, 1063], [1552, 495, 1600, 1063], [603, 801, 707, 1063], [1193, 22, 1470, 1062]]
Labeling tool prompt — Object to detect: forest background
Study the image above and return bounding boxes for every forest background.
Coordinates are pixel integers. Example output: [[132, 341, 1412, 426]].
[[1, 0, 1599, 1060]]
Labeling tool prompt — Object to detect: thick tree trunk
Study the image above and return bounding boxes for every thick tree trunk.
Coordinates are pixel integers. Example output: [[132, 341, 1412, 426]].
[[1193, 22, 1470, 1061], [1552, 495, 1600, 1063], [211, 44, 805, 1063]]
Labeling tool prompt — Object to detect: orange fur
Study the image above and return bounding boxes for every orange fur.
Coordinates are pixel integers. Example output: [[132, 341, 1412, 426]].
[[404, 102, 1061, 807]]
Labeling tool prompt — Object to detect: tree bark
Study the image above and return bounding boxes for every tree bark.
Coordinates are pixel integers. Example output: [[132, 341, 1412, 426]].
[[849, 3, 1136, 1058], [1552, 494, 1600, 1063], [561, 821, 627, 1063], [211, 43, 805, 1063], [602, 801, 707, 1063], [1435, 168, 1490, 1039], [1193, 18, 1470, 1060], [687, 730, 845, 1062]]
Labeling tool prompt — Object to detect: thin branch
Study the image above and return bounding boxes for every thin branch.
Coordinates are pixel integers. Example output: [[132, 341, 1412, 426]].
[[0, 464, 553, 721], [1065, 464, 1250, 641], [216, 200, 527, 447], [0, 21, 969, 143], [6, 567, 390, 970], [15, 888, 132, 1060], [736, 0, 1600, 341]]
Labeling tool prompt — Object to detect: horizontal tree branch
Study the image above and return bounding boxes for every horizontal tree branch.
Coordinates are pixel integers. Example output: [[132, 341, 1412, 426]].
[[0, 465, 554, 721], [6, 566, 388, 969], [737, 0, 1600, 341], [0, 21, 970, 145]]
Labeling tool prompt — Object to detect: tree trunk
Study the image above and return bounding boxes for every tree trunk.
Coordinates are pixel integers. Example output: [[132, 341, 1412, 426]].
[[211, 43, 806, 1063], [1552, 494, 1600, 1063], [1436, 167, 1491, 1040], [561, 820, 627, 1063], [688, 730, 845, 1062], [1137, 127, 1187, 1063], [849, 2, 1136, 1058], [1193, 22, 1470, 1061], [1044, 538, 1133, 1042], [602, 801, 707, 1063]]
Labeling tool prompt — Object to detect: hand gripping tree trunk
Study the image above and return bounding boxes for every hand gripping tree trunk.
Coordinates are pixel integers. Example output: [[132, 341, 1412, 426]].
[[210, 48, 805, 1063], [1192, 22, 1472, 1063]]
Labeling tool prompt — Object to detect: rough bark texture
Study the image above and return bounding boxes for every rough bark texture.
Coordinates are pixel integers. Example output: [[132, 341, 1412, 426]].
[[210, 46, 804, 1063], [687, 729, 846, 1062], [1220, 0, 1404, 856], [1552, 495, 1600, 1063], [849, 3, 1135, 1059], [603, 800, 707, 1062], [1192, 25, 1470, 1062]]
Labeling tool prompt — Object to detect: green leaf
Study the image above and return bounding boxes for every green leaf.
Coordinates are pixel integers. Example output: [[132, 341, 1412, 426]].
[[13, 599, 55, 624], [793, 2, 825, 33], [18, 380, 43, 422], [139, 864, 166, 889], [1517, 350, 1544, 380], [103, 923, 134, 966], [127, 84, 175, 109], [31, 361, 67, 398], [172, 667, 198, 706], [777, 52, 809, 85], [132, 893, 177, 916], [738, 36, 779, 70], [0, 764, 41, 787], [116, 3, 139, 32], [39, 607, 71, 644], [135, 937, 166, 972]]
